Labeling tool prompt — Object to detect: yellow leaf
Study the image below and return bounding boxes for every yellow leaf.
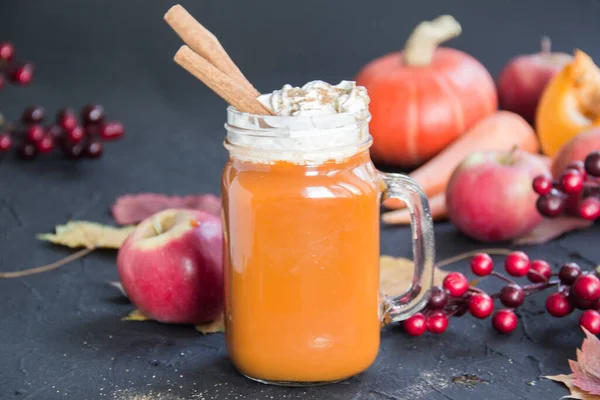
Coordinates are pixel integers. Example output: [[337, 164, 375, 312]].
[[545, 374, 600, 400], [380, 255, 449, 298], [195, 314, 225, 335], [122, 309, 151, 321], [37, 221, 135, 249]]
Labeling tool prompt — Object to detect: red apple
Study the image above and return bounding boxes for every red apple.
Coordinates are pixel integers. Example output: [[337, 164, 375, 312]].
[[551, 127, 600, 177], [446, 150, 550, 242], [497, 37, 572, 125], [117, 208, 223, 324]]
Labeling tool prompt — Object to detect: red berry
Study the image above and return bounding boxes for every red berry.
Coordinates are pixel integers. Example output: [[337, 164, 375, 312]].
[[99, 121, 124, 140], [559, 263, 582, 285], [579, 196, 600, 221], [572, 274, 600, 302], [81, 104, 105, 124], [0, 134, 12, 151], [426, 312, 448, 334], [584, 151, 600, 177], [570, 289, 595, 310], [443, 272, 469, 297], [504, 251, 530, 277], [532, 175, 553, 196], [560, 170, 585, 194], [46, 125, 63, 141], [500, 284, 525, 308], [546, 292, 574, 317], [0, 42, 14, 61], [527, 260, 552, 283], [536, 190, 566, 217], [427, 286, 448, 310], [7, 62, 34, 85], [57, 109, 78, 132], [26, 124, 45, 142], [22, 106, 45, 124], [17, 142, 37, 160], [580, 310, 600, 334], [67, 126, 85, 143], [492, 309, 518, 334], [36, 136, 54, 154], [471, 253, 493, 276], [402, 313, 427, 336], [85, 140, 103, 158], [62, 141, 85, 159], [468, 293, 494, 319]]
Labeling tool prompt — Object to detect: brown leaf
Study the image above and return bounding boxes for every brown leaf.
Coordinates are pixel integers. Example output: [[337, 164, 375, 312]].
[[122, 309, 151, 321], [37, 221, 135, 249], [112, 193, 221, 225], [545, 374, 600, 400], [571, 329, 600, 395], [195, 313, 225, 335], [513, 217, 593, 246], [380, 256, 448, 297]]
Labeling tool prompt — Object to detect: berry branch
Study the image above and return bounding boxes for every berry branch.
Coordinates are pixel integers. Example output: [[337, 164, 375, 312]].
[[402, 251, 600, 336]]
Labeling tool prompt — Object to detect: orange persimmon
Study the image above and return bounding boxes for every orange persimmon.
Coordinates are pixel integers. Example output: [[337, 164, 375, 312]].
[[537, 50, 600, 156]]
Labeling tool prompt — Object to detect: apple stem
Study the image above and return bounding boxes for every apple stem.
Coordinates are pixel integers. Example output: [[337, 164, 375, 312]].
[[541, 36, 551, 55], [0, 247, 95, 278], [152, 217, 163, 236], [435, 248, 514, 269]]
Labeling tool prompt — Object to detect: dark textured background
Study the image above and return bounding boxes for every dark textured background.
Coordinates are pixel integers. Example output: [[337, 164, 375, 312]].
[[1, 0, 600, 399]]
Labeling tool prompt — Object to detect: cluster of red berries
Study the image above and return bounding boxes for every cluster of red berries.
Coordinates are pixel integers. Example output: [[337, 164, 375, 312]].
[[0, 41, 34, 88], [402, 251, 600, 336], [0, 105, 124, 159], [533, 151, 600, 220]]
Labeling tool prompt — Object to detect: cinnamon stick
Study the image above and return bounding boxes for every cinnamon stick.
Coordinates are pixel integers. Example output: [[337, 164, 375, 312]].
[[174, 45, 273, 115], [165, 4, 259, 97]]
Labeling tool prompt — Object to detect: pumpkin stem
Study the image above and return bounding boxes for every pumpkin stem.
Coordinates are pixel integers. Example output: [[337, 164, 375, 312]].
[[541, 36, 551, 55], [403, 15, 462, 67]]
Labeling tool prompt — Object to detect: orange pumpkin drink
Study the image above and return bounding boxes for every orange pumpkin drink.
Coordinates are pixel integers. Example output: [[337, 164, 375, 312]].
[[221, 81, 436, 386]]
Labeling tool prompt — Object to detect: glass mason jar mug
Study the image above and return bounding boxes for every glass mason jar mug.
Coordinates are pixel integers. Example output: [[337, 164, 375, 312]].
[[222, 107, 435, 385]]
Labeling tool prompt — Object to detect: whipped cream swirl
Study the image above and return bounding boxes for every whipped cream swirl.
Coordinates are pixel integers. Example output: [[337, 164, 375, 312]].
[[258, 80, 369, 116]]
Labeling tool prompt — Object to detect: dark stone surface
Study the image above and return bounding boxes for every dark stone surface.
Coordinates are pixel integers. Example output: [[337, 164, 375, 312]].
[[1, 0, 600, 398]]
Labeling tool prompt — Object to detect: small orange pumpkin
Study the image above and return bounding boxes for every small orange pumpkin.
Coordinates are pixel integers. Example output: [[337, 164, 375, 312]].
[[356, 15, 497, 168]]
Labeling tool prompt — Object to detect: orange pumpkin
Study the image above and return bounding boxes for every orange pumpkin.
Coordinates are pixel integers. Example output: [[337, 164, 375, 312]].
[[356, 15, 497, 168]]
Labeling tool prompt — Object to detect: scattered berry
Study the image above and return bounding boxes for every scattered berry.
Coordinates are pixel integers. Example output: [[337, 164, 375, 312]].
[[57, 109, 77, 132], [22, 106, 45, 124], [403, 313, 427, 336], [17, 142, 37, 159], [46, 125, 63, 140], [571, 274, 600, 302], [468, 293, 494, 319], [0, 41, 14, 61], [426, 312, 449, 334], [0, 134, 12, 151], [536, 190, 566, 217], [443, 272, 469, 297], [532, 175, 553, 196], [500, 284, 525, 308], [559, 170, 585, 194], [36, 136, 54, 154], [504, 251, 530, 277], [99, 121, 124, 140], [7, 62, 34, 85], [471, 253, 493, 276], [81, 104, 104, 124], [492, 309, 518, 334], [579, 197, 600, 221], [584, 151, 600, 177], [527, 260, 552, 283], [62, 141, 86, 159], [427, 286, 448, 310], [546, 292, 574, 317], [66, 126, 85, 143], [559, 263, 582, 285], [26, 124, 45, 142], [85, 140, 103, 158], [580, 310, 600, 334]]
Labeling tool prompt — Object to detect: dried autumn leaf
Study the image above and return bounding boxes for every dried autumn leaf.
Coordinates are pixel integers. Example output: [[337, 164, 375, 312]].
[[513, 217, 593, 246], [380, 255, 449, 297], [122, 309, 150, 322], [37, 221, 135, 249], [195, 313, 225, 335], [545, 329, 600, 399], [112, 193, 221, 226]]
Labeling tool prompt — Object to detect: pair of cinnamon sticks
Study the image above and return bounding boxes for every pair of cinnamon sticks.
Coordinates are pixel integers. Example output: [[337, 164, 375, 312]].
[[164, 5, 273, 115]]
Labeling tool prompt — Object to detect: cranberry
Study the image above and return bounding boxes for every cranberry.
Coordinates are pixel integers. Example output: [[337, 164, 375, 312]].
[[99, 121, 124, 140], [427, 286, 447, 310], [17, 142, 37, 160], [46, 125, 63, 141], [571, 274, 600, 301], [579, 197, 600, 221], [85, 140, 103, 158], [546, 292, 574, 317], [536, 190, 566, 217], [57, 109, 78, 132], [21, 105, 45, 124], [504, 251, 530, 277], [560, 170, 585, 194], [402, 313, 426, 336], [580, 310, 600, 334], [0, 42, 14, 61], [66, 126, 85, 143], [585, 151, 600, 177], [426, 312, 448, 334], [7, 62, 34, 85], [443, 272, 469, 297], [0, 134, 12, 151], [62, 141, 85, 159], [471, 253, 493, 276], [468, 293, 494, 319], [81, 104, 104, 124], [527, 260, 552, 283], [559, 262, 582, 285], [26, 124, 45, 142], [532, 175, 553, 196], [492, 309, 518, 334], [36, 136, 54, 154], [500, 284, 525, 308]]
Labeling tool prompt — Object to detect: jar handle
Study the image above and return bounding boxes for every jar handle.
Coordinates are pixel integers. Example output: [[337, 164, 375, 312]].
[[379, 172, 436, 324]]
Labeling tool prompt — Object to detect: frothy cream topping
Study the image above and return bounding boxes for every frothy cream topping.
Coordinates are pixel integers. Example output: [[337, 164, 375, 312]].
[[258, 80, 370, 116]]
